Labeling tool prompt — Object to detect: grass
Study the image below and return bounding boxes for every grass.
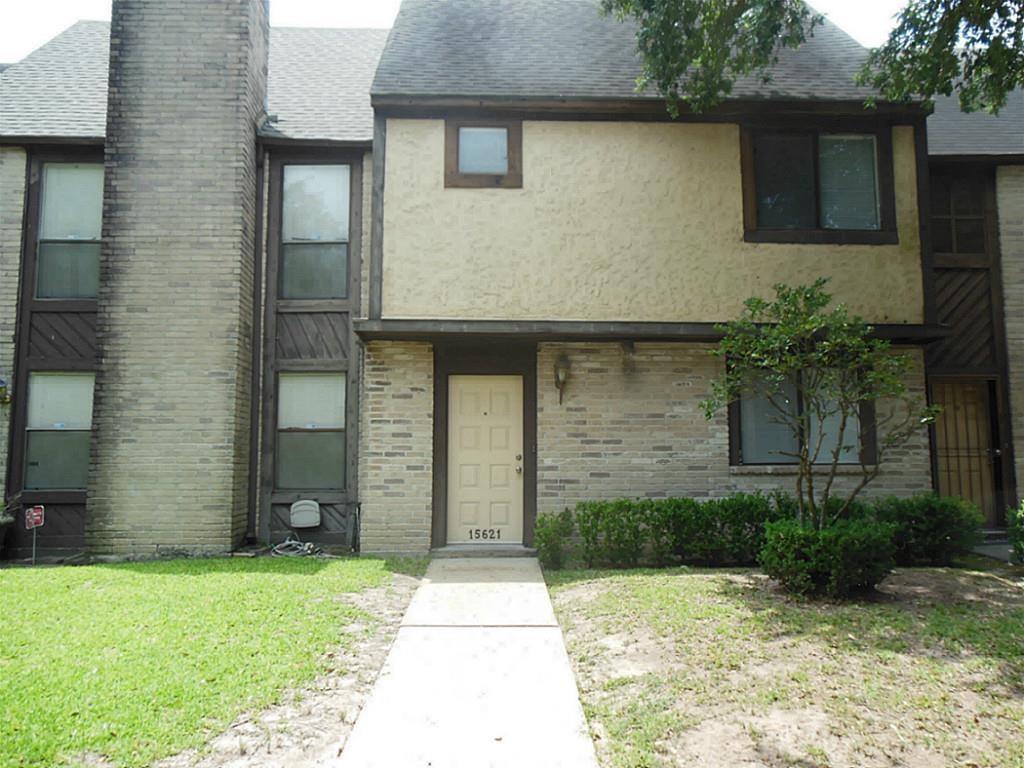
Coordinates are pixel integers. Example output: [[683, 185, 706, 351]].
[[0, 556, 413, 768], [547, 561, 1024, 768]]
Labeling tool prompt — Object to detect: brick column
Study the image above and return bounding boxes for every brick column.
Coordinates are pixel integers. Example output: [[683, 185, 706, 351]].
[[88, 0, 268, 555], [0, 148, 27, 505]]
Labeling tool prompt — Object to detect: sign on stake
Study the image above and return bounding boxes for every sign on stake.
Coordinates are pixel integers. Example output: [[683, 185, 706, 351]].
[[25, 505, 44, 566]]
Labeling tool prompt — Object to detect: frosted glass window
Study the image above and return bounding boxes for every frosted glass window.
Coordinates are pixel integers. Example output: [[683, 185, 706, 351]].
[[37, 242, 101, 298], [27, 373, 95, 430], [276, 432, 346, 490], [740, 378, 800, 464], [281, 243, 348, 300], [278, 374, 345, 429], [818, 136, 880, 230], [458, 127, 509, 174], [40, 164, 103, 240], [808, 402, 861, 464], [282, 165, 349, 242]]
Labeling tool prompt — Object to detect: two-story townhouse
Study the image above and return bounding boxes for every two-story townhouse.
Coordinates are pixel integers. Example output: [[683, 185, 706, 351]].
[[0, 0, 1020, 560]]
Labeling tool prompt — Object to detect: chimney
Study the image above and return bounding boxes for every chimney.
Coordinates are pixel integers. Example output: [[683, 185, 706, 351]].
[[89, 0, 269, 555]]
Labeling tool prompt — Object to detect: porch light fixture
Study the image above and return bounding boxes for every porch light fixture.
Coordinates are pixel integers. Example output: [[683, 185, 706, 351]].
[[554, 355, 571, 404]]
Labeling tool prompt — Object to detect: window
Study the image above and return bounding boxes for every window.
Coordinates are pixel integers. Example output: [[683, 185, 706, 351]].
[[736, 375, 865, 465], [276, 373, 346, 490], [930, 174, 988, 256], [445, 119, 523, 188], [24, 372, 95, 489], [743, 127, 896, 244], [280, 164, 350, 299], [37, 163, 104, 298]]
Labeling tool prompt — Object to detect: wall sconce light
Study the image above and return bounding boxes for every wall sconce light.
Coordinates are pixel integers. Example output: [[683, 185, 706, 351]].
[[0, 377, 9, 407], [554, 355, 571, 404]]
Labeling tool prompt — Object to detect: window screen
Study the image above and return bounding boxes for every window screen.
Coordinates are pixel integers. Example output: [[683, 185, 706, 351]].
[[818, 136, 880, 230], [276, 373, 346, 490], [280, 165, 350, 299], [24, 372, 95, 490], [458, 127, 509, 174], [754, 134, 816, 229], [37, 164, 103, 299]]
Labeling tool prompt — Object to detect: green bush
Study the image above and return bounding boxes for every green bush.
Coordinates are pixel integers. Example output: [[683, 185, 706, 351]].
[[760, 518, 896, 598], [1008, 502, 1024, 565], [689, 492, 782, 565], [575, 499, 646, 567], [870, 493, 981, 565], [534, 509, 575, 569]]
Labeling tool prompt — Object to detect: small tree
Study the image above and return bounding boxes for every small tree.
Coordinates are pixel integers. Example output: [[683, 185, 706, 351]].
[[701, 279, 939, 530]]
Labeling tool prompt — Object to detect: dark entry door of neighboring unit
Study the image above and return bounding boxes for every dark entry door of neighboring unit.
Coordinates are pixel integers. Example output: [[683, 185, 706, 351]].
[[931, 379, 1001, 526], [927, 166, 1014, 527]]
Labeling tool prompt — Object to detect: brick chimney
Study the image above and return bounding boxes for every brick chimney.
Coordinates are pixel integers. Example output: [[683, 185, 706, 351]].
[[89, 0, 269, 555]]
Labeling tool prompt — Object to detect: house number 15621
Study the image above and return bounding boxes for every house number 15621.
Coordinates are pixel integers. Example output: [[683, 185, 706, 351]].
[[468, 528, 501, 540]]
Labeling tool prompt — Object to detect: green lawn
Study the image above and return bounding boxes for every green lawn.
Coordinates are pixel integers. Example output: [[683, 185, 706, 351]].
[[548, 560, 1024, 768], [0, 556, 415, 768]]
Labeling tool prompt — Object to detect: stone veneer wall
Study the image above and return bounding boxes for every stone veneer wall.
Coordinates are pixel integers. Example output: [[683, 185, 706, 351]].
[[998, 165, 1024, 501], [88, 0, 268, 555], [537, 342, 933, 513], [358, 341, 434, 553], [0, 148, 26, 505]]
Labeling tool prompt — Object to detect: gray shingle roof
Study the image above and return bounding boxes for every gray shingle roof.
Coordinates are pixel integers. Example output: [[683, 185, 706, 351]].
[[927, 90, 1024, 156], [0, 21, 388, 142], [372, 0, 881, 104]]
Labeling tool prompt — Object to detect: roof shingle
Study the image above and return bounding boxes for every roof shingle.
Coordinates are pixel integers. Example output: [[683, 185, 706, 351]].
[[927, 90, 1024, 157]]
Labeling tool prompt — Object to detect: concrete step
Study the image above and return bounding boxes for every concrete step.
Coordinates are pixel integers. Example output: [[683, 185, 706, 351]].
[[982, 528, 1009, 544], [431, 544, 538, 558]]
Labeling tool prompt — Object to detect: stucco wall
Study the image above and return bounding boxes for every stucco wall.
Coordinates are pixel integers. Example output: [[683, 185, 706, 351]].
[[382, 120, 923, 324], [998, 165, 1024, 500], [0, 147, 26, 506], [536, 343, 933, 514]]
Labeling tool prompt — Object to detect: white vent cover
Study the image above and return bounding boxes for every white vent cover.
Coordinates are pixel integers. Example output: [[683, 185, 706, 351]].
[[289, 499, 321, 529]]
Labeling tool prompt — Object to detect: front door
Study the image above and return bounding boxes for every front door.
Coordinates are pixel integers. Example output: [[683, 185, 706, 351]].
[[932, 378, 1002, 526], [447, 375, 524, 544]]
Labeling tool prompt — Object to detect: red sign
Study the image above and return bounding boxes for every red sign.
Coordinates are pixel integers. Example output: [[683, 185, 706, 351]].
[[25, 506, 44, 530]]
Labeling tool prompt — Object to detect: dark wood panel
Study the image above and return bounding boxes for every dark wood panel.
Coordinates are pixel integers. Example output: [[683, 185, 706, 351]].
[[927, 269, 996, 371], [268, 501, 356, 547], [28, 312, 97, 360], [2, 503, 86, 560], [275, 312, 350, 361]]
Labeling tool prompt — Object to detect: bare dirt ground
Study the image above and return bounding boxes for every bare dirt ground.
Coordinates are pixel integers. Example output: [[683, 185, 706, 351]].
[[549, 564, 1024, 768], [153, 570, 420, 768]]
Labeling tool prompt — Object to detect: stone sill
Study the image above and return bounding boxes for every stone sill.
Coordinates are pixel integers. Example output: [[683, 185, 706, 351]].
[[730, 465, 876, 476]]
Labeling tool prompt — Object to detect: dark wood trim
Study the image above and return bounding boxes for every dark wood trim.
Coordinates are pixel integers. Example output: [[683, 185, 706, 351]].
[[15, 490, 86, 505], [915, 118, 937, 326], [257, 135, 373, 150], [369, 114, 385, 320], [432, 343, 538, 549], [0, 136, 105, 148], [246, 148, 266, 541], [928, 153, 1024, 166], [739, 121, 900, 244], [355, 318, 950, 344], [444, 119, 523, 189], [372, 96, 930, 121]]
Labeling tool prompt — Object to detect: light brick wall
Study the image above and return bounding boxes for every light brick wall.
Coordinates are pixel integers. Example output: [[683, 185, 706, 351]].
[[0, 148, 26, 505], [358, 341, 433, 553], [88, 0, 268, 555], [998, 165, 1024, 500], [537, 342, 933, 513], [359, 150, 372, 319]]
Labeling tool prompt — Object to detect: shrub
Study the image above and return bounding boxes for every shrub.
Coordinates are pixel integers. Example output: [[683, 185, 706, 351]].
[[534, 509, 575, 570], [870, 494, 981, 565], [641, 499, 678, 566], [760, 518, 896, 598], [575, 499, 646, 568], [1008, 502, 1024, 565]]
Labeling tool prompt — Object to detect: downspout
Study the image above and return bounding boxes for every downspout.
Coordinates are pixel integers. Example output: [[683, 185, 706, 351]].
[[246, 147, 266, 542]]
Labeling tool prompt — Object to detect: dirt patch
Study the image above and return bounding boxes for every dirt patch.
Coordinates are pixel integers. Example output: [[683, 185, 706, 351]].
[[154, 571, 420, 768]]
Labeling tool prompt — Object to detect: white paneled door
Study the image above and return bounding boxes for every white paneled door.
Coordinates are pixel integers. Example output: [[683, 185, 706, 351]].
[[447, 375, 524, 544]]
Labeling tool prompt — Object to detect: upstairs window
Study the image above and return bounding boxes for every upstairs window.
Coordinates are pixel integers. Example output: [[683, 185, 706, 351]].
[[445, 119, 523, 188], [37, 163, 104, 298], [24, 372, 95, 489], [280, 164, 350, 299], [276, 373, 347, 490], [742, 127, 897, 244]]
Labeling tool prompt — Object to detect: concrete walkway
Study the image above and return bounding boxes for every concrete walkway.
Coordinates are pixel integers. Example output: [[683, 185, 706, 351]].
[[335, 557, 599, 768]]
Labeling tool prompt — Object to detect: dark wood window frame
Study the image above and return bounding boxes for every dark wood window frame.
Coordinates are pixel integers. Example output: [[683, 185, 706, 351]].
[[444, 119, 523, 189], [8, 146, 102, 509], [259, 149, 363, 542], [740, 121, 899, 245], [728, 380, 878, 467]]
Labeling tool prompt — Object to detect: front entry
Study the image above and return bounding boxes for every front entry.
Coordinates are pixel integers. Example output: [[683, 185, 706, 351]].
[[447, 375, 525, 544]]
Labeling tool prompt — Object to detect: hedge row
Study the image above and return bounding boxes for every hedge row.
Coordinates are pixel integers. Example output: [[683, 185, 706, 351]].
[[535, 491, 982, 583]]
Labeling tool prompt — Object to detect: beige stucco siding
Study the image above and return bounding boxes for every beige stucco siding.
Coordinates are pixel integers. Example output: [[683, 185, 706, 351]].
[[382, 120, 923, 324]]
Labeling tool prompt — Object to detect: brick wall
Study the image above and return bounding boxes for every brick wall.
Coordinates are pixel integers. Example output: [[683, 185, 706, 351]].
[[88, 0, 268, 555], [537, 342, 933, 513], [998, 165, 1024, 500], [358, 341, 433, 553], [0, 148, 26, 505]]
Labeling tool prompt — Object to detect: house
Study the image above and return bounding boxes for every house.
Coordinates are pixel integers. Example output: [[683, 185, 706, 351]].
[[0, 0, 1019, 560]]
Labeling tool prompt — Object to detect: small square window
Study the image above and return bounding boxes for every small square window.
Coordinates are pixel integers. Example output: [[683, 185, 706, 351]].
[[445, 120, 522, 188], [276, 373, 347, 490]]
